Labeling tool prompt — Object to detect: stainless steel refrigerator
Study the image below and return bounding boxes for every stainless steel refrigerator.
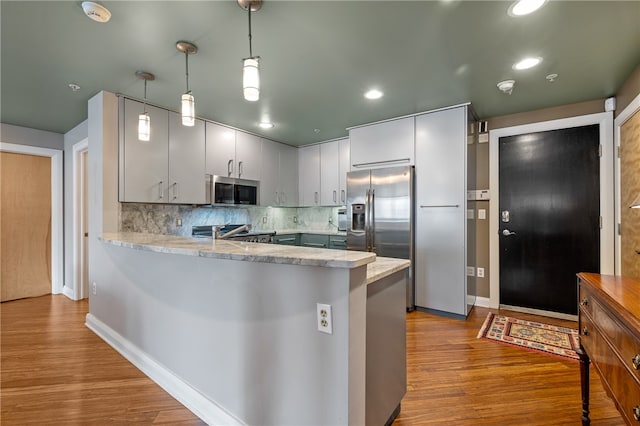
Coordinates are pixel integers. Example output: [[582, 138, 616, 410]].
[[346, 165, 414, 310]]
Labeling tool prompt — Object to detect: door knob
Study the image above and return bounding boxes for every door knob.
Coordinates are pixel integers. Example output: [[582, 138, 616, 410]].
[[502, 229, 517, 236]]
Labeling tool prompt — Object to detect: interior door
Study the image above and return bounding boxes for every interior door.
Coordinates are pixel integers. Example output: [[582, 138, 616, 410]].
[[499, 125, 600, 315], [1, 152, 52, 301]]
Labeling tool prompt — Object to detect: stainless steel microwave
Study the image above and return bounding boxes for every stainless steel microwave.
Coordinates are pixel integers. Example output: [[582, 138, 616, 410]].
[[212, 175, 259, 206]]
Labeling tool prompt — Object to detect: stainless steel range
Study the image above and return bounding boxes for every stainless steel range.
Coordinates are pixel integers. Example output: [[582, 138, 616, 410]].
[[192, 225, 275, 243]]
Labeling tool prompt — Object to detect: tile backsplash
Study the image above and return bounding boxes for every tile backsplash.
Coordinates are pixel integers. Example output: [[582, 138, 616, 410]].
[[120, 203, 343, 236]]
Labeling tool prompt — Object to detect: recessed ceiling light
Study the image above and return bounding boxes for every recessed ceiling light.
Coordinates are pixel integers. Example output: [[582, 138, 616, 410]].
[[364, 89, 383, 100], [259, 121, 274, 129], [508, 0, 546, 17], [81, 1, 112, 23], [513, 57, 542, 70], [68, 83, 81, 92]]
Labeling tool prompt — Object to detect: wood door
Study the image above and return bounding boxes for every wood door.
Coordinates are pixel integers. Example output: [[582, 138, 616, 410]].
[[1, 152, 52, 301], [499, 125, 600, 315], [621, 110, 640, 278]]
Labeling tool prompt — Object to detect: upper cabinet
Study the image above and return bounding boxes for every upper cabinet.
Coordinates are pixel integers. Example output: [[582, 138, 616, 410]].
[[261, 141, 298, 207], [298, 145, 321, 206], [349, 117, 414, 170], [320, 141, 340, 205], [119, 98, 207, 204], [338, 138, 350, 205], [205, 122, 261, 181]]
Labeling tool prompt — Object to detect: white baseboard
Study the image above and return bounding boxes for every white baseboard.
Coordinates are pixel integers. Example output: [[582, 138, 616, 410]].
[[474, 296, 494, 308], [62, 285, 77, 300], [85, 314, 244, 426]]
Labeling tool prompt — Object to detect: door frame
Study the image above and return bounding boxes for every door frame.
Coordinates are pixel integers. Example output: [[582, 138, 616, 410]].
[[72, 138, 89, 300], [614, 93, 640, 275], [486, 112, 614, 310], [0, 142, 64, 295]]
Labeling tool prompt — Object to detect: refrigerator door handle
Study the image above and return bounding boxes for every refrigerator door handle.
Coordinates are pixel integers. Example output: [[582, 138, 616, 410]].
[[370, 189, 376, 252], [365, 189, 371, 251]]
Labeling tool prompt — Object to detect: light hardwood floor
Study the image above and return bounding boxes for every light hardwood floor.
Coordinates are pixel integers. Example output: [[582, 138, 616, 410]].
[[1, 295, 624, 425]]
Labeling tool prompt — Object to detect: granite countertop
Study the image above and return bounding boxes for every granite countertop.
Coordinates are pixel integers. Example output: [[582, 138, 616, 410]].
[[366, 257, 410, 285], [100, 232, 374, 269]]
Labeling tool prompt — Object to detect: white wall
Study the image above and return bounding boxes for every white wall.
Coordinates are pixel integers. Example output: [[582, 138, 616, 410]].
[[1, 123, 64, 150]]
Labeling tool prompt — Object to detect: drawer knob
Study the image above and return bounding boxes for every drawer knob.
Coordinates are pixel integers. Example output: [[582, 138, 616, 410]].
[[580, 297, 589, 307], [633, 405, 640, 421], [582, 327, 589, 336], [633, 354, 640, 370]]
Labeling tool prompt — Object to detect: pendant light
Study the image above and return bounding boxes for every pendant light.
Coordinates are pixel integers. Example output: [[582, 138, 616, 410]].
[[176, 41, 198, 126], [238, 0, 262, 102], [135, 71, 154, 141]]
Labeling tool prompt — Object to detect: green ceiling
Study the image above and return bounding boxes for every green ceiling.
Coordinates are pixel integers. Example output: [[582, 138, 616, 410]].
[[1, 1, 639, 145]]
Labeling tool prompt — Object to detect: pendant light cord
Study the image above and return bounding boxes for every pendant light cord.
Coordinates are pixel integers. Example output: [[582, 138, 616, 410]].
[[143, 79, 148, 113], [185, 51, 191, 94], [248, 7, 253, 58]]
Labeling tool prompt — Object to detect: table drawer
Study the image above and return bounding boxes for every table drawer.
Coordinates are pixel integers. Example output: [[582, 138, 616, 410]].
[[591, 298, 640, 382], [579, 285, 594, 318]]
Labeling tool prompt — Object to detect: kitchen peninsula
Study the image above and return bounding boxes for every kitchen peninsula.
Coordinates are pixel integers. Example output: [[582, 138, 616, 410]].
[[87, 91, 408, 425]]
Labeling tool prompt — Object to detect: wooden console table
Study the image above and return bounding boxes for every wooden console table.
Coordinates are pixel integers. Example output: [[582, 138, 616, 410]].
[[578, 272, 640, 425]]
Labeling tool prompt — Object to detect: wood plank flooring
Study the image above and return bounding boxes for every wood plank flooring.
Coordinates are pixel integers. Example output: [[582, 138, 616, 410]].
[[1, 295, 624, 425]]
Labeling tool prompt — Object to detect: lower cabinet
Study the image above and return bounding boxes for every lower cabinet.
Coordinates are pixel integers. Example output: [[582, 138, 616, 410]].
[[329, 235, 347, 250], [300, 234, 329, 249], [273, 234, 300, 246], [273, 233, 347, 250]]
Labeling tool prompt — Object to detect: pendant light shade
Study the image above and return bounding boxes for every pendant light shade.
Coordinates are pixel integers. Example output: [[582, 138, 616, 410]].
[[138, 112, 150, 141], [135, 70, 154, 141], [181, 93, 195, 126], [239, 0, 262, 102], [243, 57, 260, 102], [176, 41, 198, 127]]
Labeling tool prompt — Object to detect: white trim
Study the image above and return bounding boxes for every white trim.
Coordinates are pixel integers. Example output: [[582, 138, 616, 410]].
[[72, 139, 89, 300], [474, 296, 492, 308], [613, 93, 640, 275], [85, 313, 245, 426], [488, 112, 614, 310], [499, 304, 578, 322], [0, 142, 64, 295]]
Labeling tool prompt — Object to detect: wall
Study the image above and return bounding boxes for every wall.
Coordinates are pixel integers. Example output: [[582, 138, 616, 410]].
[[616, 65, 640, 117], [0, 123, 64, 150], [63, 120, 88, 297]]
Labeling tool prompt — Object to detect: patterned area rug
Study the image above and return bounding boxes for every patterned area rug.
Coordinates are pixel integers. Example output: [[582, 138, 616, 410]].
[[477, 312, 580, 361]]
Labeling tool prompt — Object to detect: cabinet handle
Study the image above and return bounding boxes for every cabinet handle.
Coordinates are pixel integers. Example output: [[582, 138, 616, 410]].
[[172, 182, 178, 200], [228, 159, 234, 177], [341, 189, 345, 203], [238, 161, 243, 177], [580, 297, 589, 307], [314, 192, 318, 205], [304, 242, 326, 247], [420, 204, 460, 208], [632, 354, 640, 370], [333, 190, 337, 203], [633, 405, 640, 421], [582, 327, 589, 336], [158, 181, 164, 199]]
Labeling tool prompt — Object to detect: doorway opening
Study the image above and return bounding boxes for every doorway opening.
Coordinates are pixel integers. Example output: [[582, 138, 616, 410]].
[[72, 139, 89, 300]]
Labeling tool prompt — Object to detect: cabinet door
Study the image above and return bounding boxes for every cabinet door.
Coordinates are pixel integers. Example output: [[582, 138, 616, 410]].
[[121, 98, 169, 202], [261, 139, 280, 206], [205, 122, 236, 178], [300, 234, 329, 248], [338, 138, 350, 205], [168, 112, 206, 204], [320, 140, 340, 206], [298, 145, 320, 206], [414, 107, 466, 314], [349, 116, 414, 170], [235, 132, 262, 181], [279, 144, 299, 206]]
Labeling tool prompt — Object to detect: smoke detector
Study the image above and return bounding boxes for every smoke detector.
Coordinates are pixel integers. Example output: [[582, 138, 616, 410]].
[[497, 79, 516, 95], [81, 2, 112, 23]]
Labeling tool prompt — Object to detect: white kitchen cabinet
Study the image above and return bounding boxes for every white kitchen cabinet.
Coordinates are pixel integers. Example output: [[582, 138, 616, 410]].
[[120, 98, 169, 203], [338, 138, 350, 205], [168, 112, 207, 204], [349, 116, 414, 170], [320, 141, 340, 205], [235, 131, 262, 181], [205, 122, 236, 178], [205, 123, 261, 181], [278, 144, 298, 206], [298, 144, 320, 206], [414, 105, 475, 317]]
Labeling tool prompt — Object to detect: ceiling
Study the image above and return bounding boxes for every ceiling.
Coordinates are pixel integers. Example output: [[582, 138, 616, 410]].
[[1, 1, 639, 146]]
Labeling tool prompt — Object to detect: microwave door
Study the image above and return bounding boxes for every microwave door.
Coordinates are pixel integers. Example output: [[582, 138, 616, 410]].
[[215, 182, 234, 204]]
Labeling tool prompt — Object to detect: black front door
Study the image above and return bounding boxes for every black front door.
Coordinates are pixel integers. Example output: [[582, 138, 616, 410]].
[[499, 125, 600, 315]]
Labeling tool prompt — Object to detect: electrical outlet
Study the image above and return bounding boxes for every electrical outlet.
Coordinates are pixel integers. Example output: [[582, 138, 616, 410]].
[[477, 267, 485, 278], [328, 217, 333, 224], [176, 218, 182, 226], [92, 282, 97, 295], [316, 303, 333, 334], [466, 266, 475, 277], [262, 216, 267, 224], [293, 216, 297, 223]]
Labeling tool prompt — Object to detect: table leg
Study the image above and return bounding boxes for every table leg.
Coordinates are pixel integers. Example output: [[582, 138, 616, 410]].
[[578, 345, 590, 425]]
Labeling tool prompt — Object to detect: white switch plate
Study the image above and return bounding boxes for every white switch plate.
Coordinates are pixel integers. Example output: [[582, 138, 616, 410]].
[[466, 267, 475, 277], [467, 209, 474, 219], [477, 267, 485, 278], [478, 209, 486, 220]]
